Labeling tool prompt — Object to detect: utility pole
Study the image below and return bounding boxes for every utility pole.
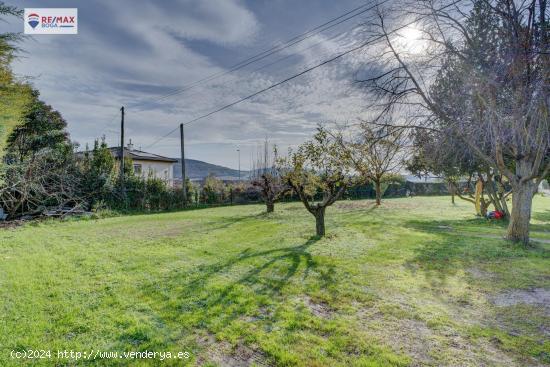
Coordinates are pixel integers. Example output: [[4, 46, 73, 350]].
[[120, 106, 125, 193], [237, 147, 241, 181], [180, 123, 187, 205]]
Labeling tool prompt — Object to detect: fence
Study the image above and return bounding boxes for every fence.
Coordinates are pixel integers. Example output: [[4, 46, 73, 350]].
[[194, 181, 451, 207]]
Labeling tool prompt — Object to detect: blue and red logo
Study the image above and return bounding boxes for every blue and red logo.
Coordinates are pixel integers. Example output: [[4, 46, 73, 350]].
[[27, 13, 39, 29], [24, 8, 78, 34]]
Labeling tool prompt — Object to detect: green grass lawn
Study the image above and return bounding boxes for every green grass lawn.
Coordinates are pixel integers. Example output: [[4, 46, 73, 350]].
[[1, 196, 549, 366]]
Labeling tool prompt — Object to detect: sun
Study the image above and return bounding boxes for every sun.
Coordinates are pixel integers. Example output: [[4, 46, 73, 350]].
[[395, 26, 426, 55]]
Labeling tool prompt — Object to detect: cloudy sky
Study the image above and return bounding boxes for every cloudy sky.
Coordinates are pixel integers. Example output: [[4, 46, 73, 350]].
[[4, 0, 375, 169]]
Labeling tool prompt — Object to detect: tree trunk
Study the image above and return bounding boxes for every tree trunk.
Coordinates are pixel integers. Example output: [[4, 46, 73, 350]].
[[266, 200, 274, 213], [506, 182, 537, 244], [480, 198, 488, 217], [485, 174, 506, 214], [446, 182, 456, 204], [314, 207, 326, 237], [375, 180, 382, 206], [474, 178, 484, 216], [499, 195, 510, 217]]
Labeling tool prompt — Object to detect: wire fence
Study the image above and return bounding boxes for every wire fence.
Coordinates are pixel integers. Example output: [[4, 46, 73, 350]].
[[178, 181, 451, 208]]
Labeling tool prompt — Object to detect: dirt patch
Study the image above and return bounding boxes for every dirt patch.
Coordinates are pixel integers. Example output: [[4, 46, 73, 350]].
[[354, 303, 516, 366], [467, 267, 496, 280], [386, 319, 435, 366], [240, 306, 274, 323], [196, 334, 271, 367], [335, 201, 377, 210], [355, 303, 438, 366], [96, 221, 195, 240], [491, 288, 550, 315], [205, 344, 270, 367], [0, 220, 27, 229], [302, 296, 333, 319]]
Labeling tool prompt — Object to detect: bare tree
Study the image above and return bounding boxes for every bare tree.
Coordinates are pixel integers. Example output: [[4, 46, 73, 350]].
[[251, 139, 289, 213], [277, 128, 352, 237], [358, 0, 549, 244], [338, 124, 405, 205], [0, 147, 85, 219]]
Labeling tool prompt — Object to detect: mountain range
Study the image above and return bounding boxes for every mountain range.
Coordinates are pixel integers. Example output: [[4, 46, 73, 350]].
[[172, 158, 249, 181]]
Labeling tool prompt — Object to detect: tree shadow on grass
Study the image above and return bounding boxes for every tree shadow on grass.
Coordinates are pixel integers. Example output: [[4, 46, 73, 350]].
[[402, 218, 550, 365], [142, 236, 330, 331], [533, 210, 550, 224], [201, 212, 268, 232], [334, 200, 379, 215], [402, 218, 550, 287]]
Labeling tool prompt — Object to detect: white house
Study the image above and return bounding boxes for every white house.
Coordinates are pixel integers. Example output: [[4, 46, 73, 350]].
[[539, 180, 550, 196], [109, 142, 177, 186]]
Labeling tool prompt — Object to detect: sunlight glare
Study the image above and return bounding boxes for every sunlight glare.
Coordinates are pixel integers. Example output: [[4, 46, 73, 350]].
[[396, 26, 426, 55]]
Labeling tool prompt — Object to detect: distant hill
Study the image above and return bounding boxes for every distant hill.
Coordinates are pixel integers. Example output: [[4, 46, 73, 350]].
[[173, 158, 248, 181]]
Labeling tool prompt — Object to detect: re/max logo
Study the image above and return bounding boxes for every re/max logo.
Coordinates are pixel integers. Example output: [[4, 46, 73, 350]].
[[24, 8, 78, 35], [41, 16, 76, 27]]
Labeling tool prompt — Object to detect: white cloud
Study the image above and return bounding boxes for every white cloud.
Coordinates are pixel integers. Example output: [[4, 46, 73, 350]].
[[9, 0, 372, 168]]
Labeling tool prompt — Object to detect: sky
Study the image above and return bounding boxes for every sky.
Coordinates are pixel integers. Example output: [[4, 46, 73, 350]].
[[3, 0, 375, 169]]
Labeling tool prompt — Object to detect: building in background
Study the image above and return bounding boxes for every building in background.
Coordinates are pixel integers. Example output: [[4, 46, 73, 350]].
[[109, 141, 177, 186]]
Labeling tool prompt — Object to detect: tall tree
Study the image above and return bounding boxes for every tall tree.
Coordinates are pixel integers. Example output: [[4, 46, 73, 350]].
[[359, 0, 549, 244]]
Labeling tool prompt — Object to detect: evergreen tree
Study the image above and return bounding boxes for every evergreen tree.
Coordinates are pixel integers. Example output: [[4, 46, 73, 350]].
[[5, 90, 70, 162]]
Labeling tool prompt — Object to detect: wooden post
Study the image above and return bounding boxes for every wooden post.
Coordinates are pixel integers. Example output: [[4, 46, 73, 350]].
[[237, 147, 240, 181], [120, 106, 125, 193], [180, 123, 187, 205]]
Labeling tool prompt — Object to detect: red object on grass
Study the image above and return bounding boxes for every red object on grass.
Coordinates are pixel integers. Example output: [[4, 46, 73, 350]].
[[494, 211, 504, 219]]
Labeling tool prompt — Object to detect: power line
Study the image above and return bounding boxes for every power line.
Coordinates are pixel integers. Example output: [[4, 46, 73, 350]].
[[144, 40, 370, 149], [98, 111, 121, 138], [128, 0, 388, 109], [98, 4, 374, 143], [179, 40, 377, 127], [143, 126, 180, 150], [144, 15, 427, 149], [139, 25, 362, 150], [128, 22, 363, 122]]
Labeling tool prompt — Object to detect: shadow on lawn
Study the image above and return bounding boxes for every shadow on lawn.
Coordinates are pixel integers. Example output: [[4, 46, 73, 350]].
[[203, 212, 268, 232], [533, 210, 550, 224], [144, 236, 330, 329], [403, 218, 550, 365], [334, 200, 379, 214], [403, 218, 550, 287]]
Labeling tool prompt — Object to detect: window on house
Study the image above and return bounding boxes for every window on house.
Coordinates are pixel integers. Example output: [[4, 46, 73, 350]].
[[133, 164, 142, 175]]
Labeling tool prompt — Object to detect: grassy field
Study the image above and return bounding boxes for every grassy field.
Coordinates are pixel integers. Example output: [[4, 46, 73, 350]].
[[1, 196, 549, 366]]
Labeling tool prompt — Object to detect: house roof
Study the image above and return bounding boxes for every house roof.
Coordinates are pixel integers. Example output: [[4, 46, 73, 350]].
[[404, 174, 445, 183], [108, 147, 177, 163]]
